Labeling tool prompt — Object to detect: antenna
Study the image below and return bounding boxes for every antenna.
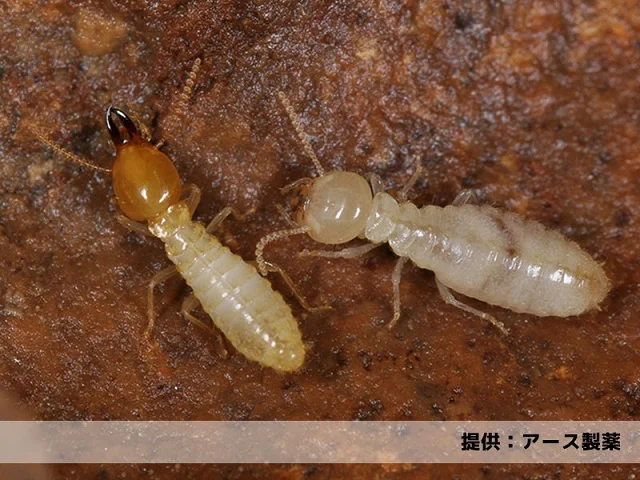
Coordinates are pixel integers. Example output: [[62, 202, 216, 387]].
[[277, 91, 325, 177], [170, 57, 202, 123], [29, 125, 111, 173]]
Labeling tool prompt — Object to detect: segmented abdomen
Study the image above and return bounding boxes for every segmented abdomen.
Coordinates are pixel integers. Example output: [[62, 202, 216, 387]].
[[366, 193, 610, 317], [159, 219, 305, 372]]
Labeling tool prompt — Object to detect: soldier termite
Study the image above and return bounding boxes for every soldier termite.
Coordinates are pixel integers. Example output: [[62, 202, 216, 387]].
[[256, 92, 611, 335], [29, 64, 307, 372]]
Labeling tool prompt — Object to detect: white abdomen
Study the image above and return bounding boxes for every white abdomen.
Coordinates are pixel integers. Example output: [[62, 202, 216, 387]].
[[150, 203, 304, 372], [366, 193, 610, 317]]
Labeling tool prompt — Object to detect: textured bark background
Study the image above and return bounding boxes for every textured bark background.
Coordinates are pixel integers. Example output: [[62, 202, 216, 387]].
[[1, 0, 640, 478]]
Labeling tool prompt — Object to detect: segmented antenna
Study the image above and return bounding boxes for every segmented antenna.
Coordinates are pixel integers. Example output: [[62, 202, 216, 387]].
[[277, 91, 325, 177], [172, 58, 202, 121], [29, 125, 111, 173]]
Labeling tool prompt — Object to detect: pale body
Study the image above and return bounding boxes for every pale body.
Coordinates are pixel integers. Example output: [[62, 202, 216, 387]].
[[149, 202, 305, 372], [365, 191, 610, 316], [33, 68, 307, 371], [290, 171, 610, 321], [260, 93, 611, 331], [34, 104, 307, 372]]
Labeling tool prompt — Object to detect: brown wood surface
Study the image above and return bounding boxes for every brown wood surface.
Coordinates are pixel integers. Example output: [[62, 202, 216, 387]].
[[1, 0, 639, 478]]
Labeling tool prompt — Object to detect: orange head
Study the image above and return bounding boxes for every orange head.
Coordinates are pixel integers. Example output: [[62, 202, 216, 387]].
[[106, 107, 182, 221]]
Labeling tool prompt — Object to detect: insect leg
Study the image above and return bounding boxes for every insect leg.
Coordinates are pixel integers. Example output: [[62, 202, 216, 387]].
[[205, 206, 256, 234], [452, 189, 479, 206], [365, 173, 385, 195], [145, 265, 179, 340], [387, 256, 408, 329], [398, 159, 423, 202], [278, 178, 313, 226], [275, 204, 299, 227], [294, 243, 383, 310], [182, 184, 202, 216], [254, 226, 330, 311], [115, 214, 151, 236], [300, 242, 382, 259], [435, 278, 509, 335], [180, 293, 212, 331], [280, 177, 313, 195], [260, 261, 331, 312], [299, 243, 382, 311], [181, 294, 229, 358]]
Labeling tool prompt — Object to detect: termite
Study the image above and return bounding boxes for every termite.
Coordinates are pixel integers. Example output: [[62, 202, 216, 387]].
[[29, 64, 306, 372], [256, 92, 611, 334]]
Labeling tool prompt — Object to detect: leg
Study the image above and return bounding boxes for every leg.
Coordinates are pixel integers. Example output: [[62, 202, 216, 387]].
[[398, 158, 423, 202], [387, 257, 408, 329], [279, 177, 313, 195], [365, 173, 385, 195], [300, 242, 382, 259], [181, 294, 229, 358], [275, 204, 299, 228], [286, 242, 382, 310], [435, 278, 509, 335], [182, 183, 202, 216], [115, 214, 151, 236], [146, 265, 179, 340], [180, 294, 212, 332], [254, 226, 331, 312], [260, 261, 331, 312], [205, 206, 255, 234], [452, 189, 479, 206], [278, 177, 314, 227]]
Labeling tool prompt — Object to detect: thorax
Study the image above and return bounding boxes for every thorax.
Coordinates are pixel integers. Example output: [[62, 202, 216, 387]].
[[147, 202, 201, 256]]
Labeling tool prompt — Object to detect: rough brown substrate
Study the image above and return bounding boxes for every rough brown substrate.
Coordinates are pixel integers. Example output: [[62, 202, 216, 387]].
[[1, 1, 639, 478]]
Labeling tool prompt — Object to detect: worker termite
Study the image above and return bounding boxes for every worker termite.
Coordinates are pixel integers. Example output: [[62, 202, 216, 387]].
[[29, 68, 306, 372], [256, 92, 612, 334]]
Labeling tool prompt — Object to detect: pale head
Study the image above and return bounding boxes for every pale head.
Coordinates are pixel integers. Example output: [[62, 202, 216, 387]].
[[277, 93, 374, 244], [294, 171, 373, 244]]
